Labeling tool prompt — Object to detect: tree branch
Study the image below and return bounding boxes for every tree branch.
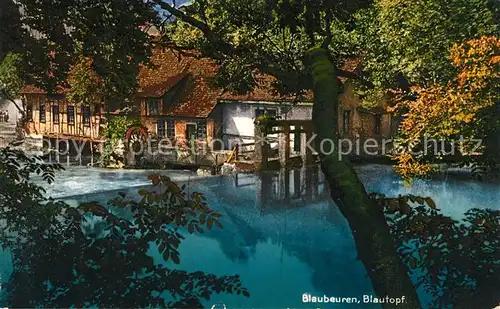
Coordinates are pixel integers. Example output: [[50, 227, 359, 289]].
[[0, 90, 25, 116], [321, 11, 333, 49], [337, 69, 374, 88], [153, 0, 234, 54], [153, 1, 374, 91]]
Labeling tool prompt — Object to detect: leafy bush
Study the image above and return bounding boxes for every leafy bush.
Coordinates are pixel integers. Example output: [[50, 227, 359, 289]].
[[0, 148, 248, 307], [99, 116, 142, 167], [371, 193, 500, 309]]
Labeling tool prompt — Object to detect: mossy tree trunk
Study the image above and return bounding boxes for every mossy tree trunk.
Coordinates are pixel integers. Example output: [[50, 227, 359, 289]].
[[305, 47, 421, 309]]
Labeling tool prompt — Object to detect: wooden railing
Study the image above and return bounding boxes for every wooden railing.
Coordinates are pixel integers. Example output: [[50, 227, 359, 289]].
[[226, 144, 239, 163], [226, 142, 256, 163]]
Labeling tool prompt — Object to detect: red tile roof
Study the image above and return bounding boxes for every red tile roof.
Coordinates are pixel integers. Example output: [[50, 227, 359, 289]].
[[143, 49, 314, 117], [140, 49, 223, 118], [21, 85, 67, 94], [137, 72, 188, 97], [21, 85, 46, 94], [340, 57, 362, 73], [338, 57, 363, 83], [21, 48, 319, 117], [219, 73, 313, 103]]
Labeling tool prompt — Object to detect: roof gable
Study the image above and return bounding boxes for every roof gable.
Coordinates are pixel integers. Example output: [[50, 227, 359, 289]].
[[22, 48, 321, 117], [139, 49, 222, 118]]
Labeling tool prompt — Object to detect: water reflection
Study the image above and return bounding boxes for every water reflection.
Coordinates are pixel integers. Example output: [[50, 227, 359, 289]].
[[43, 164, 499, 308], [165, 167, 378, 308], [61, 167, 377, 307], [255, 165, 328, 211], [357, 164, 500, 218], [212, 207, 263, 263]]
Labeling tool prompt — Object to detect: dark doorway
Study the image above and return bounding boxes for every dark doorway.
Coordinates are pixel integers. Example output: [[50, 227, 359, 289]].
[[186, 123, 197, 141]]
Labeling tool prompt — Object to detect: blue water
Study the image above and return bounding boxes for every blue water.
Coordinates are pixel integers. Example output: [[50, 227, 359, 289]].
[[64, 169, 379, 308], [2, 164, 499, 308]]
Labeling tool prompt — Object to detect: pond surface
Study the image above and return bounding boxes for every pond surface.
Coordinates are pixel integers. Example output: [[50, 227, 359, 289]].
[[2, 164, 499, 308]]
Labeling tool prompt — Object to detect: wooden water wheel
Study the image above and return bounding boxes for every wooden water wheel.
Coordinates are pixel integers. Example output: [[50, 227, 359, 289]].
[[124, 126, 148, 165]]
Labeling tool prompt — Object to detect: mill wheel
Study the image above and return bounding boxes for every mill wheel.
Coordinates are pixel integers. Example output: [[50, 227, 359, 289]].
[[124, 126, 148, 165]]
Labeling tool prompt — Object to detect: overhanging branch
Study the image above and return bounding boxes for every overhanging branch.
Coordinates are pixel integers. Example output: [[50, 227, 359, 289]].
[[153, 0, 234, 55], [337, 69, 374, 89], [0, 90, 25, 116], [153, 1, 374, 90]]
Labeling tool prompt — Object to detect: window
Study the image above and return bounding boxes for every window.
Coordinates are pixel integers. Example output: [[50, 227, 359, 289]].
[[157, 120, 166, 138], [167, 119, 175, 138], [147, 98, 159, 115], [82, 106, 91, 127], [294, 129, 301, 152], [343, 110, 351, 134], [196, 120, 207, 139], [52, 105, 59, 124], [375, 115, 382, 135], [39, 103, 45, 123], [157, 119, 175, 138], [163, 92, 174, 113], [186, 123, 197, 141], [67, 105, 75, 125], [26, 104, 33, 121], [94, 104, 101, 115], [255, 108, 277, 119]]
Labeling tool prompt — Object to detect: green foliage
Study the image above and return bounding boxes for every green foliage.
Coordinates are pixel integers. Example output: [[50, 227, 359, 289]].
[[0, 53, 24, 99], [358, 87, 386, 109], [392, 36, 500, 180], [0, 148, 248, 307], [98, 141, 121, 168], [254, 113, 279, 134], [161, 0, 368, 97], [371, 193, 500, 309], [102, 116, 141, 142], [0, 0, 25, 60], [163, 4, 424, 306], [354, 0, 498, 89], [66, 57, 105, 106], [14, 0, 158, 97], [326, 18, 361, 63], [99, 116, 142, 167]]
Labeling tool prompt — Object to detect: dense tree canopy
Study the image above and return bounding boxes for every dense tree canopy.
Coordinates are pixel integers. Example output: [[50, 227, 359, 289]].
[[355, 0, 498, 90], [2, 0, 499, 308], [159, 0, 376, 95], [2, 0, 157, 101], [0, 147, 248, 308], [0, 0, 26, 60], [393, 36, 500, 180], [0, 53, 23, 100]]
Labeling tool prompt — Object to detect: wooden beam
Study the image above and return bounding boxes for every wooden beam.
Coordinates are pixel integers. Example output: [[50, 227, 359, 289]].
[[240, 142, 255, 147], [305, 123, 314, 165], [273, 120, 313, 126], [90, 141, 94, 167], [272, 129, 306, 134], [284, 168, 290, 201], [261, 141, 269, 169], [55, 138, 60, 163], [43, 133, 105, 143], [284, 125, 290, 166], [304, 166, 312, 200]]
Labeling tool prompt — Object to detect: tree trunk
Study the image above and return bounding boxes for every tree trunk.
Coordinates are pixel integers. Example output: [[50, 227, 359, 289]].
[[305, 47, 421, 309]]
